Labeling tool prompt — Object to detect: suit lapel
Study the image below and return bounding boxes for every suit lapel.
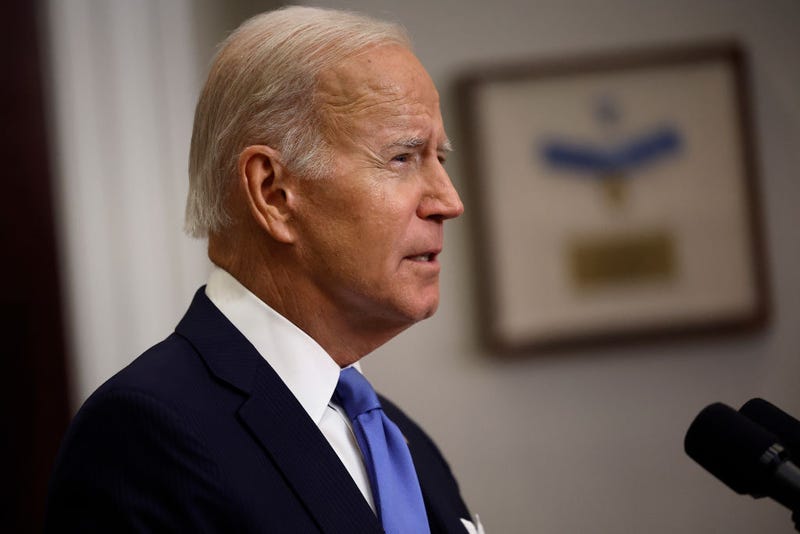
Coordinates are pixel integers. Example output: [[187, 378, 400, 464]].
[[176, 289, 382, 534], [416, 464, 465, 534], [380, 397, 471, 534]]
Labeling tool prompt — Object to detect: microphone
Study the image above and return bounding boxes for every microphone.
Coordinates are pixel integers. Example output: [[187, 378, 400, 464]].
[[740, 398, 800, 458], [684, 402, 800, 513]]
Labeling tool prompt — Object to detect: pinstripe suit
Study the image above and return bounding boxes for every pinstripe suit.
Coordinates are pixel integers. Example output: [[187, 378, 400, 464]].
[[45, 288, 471, 533]]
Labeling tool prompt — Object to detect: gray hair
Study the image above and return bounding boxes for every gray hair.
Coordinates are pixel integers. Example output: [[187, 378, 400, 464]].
[[185, 6, 411, 237]]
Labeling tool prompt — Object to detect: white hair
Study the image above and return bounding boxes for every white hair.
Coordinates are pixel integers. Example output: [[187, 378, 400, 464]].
[[185, 6, 411, 237]]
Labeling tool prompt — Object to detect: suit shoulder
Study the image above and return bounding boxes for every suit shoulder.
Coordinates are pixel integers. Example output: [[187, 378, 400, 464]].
[[65, 332, 217, 456], [85, 332, 214, 408], [45, 377, 239, 531], [100, 332, 199, 386], [46, 333, 250, 530]]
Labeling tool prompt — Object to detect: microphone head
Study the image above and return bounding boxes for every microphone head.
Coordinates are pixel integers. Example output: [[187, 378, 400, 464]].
[[740, 398, 800, 459], [685, 402, 783, 496]]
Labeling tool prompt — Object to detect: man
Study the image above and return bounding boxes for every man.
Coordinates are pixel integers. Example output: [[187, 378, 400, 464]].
[[46, 6, 480, 533]]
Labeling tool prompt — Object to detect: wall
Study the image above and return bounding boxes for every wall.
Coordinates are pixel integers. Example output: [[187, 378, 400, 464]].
[[44, 1, 800, 533]]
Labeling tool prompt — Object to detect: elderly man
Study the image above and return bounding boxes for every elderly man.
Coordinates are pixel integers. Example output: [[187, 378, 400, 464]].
[[46, 6, 478, 533]]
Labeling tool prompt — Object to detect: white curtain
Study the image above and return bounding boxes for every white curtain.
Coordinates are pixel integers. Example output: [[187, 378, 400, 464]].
[[44, 0, 212, 408]]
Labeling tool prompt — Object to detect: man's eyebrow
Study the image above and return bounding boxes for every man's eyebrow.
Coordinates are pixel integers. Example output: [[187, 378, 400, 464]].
[[382, 136, 454, 152], [383, 136, 425, 151]]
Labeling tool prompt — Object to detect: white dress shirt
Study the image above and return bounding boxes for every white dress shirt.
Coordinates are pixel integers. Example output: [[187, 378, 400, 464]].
[[205, 267, 375, 512]]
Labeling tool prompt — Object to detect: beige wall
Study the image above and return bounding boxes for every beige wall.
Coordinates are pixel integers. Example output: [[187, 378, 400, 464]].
[[46, 1, 800, 533]]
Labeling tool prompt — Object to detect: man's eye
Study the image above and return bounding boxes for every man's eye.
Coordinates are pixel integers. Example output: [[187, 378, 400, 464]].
[[392, 154, 410, 163]]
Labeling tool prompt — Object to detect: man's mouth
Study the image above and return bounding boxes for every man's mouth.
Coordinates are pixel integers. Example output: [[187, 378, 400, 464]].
[[409, 253, 434, 262], [406, 250, 441, 263]]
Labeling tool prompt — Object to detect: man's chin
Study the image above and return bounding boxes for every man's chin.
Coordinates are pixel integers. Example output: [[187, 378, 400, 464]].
[[407, 297, 440, 323], [362, 290, 440, 332]]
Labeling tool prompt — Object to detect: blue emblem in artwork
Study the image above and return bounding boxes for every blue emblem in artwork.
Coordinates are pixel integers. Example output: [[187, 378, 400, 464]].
[[542, 126, 682, 175], [539, 97, 684, 177]]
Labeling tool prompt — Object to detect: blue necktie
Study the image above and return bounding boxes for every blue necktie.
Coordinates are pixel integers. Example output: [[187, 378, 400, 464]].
[[334, 367, 431, 534]]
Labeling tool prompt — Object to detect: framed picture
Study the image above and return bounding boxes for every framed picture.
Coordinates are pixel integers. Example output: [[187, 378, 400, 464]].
[[456, 42, 770, 352]]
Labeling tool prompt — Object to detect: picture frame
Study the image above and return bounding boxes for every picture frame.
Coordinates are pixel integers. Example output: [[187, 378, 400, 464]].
[[456, 42, 770, 352]]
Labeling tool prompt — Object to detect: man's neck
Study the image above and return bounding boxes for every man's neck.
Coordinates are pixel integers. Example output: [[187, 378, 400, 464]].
[[209, 241, 404, 367]]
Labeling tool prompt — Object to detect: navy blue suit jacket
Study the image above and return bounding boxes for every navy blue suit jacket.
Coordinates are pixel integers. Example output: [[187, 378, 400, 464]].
[[45, 288, 471, 533]]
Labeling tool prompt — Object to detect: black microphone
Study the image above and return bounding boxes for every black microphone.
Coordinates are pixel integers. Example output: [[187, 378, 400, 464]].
[[740, 398, 800, 458], [684, 402, 800, 513]]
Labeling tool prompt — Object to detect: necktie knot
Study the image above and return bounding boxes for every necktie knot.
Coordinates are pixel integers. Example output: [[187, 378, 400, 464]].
[[335, 367, 381, 418]]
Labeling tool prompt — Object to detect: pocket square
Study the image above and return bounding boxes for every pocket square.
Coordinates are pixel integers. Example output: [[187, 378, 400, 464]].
[[460, 514, 485, 534]]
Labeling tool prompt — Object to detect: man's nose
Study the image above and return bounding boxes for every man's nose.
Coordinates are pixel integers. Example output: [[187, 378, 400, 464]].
[[417, 165, 464, 221]]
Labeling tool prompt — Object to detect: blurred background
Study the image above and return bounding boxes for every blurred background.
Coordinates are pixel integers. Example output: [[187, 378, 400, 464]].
[[3, 0, 799, 532]]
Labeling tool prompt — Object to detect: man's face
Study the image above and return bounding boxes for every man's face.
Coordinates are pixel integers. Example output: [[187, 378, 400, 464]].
[[289, 44, 463, 334]]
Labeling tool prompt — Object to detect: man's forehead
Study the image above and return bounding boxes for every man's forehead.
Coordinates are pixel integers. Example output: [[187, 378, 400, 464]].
[[316, 45, 438, 117], [318, 75, 406, 117]]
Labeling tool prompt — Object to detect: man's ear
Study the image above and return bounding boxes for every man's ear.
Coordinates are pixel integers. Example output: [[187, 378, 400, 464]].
[[237, 145, 296, 244]]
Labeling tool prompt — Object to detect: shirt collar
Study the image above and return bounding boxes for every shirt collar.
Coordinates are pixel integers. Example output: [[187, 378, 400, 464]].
[[205, 266, 352, 425]]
